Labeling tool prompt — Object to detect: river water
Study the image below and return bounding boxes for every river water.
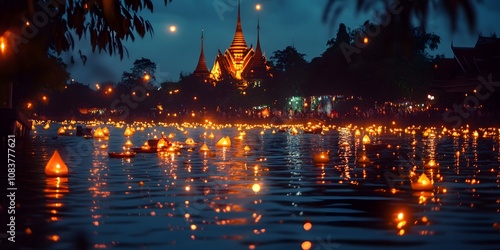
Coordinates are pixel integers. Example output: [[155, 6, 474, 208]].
[[9, 123, 500, 250]]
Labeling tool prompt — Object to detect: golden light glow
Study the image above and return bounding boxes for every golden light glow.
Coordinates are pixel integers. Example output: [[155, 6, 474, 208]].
[[216, 136, 231, 147], [57, 127, 66, 135], [411, 173, 433, 191], [424, 159, 438, 168], [362, 135, 371, 144], [313, 152, 329, 163], [256, 4, 261, 10], [42, 95, 48, 101], [363, 37, 369, 44], [124, 127, 133, 136], [94, 127, 105, 138], [144, 74, 151, 81], [102, 127, 110, 136], [200, 143, 210, 151], [169, 25, 177, 32], [252, 183, 261, 193], [0, 36, 5, 54], [303, 222, 312, 231], [49, 235, 60, 242], [45, 150, 69, 176], [397, 212, 404, 221], [301, 241, 312, 250], [27, 102, 32, 109]]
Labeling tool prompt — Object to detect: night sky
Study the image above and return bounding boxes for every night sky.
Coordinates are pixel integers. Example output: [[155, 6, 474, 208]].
[[65, 0, 500, 86]]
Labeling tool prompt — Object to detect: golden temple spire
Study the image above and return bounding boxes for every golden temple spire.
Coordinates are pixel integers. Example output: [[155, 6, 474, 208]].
[[229, 0, 248, 53]]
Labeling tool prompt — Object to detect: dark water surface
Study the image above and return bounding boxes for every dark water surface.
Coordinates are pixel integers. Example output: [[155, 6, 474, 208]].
[[9, 124, 500, 249]]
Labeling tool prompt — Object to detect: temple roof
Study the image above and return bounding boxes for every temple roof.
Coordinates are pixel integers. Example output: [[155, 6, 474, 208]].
[[247, 19, 267, 79], [229, 1, 248, 53]]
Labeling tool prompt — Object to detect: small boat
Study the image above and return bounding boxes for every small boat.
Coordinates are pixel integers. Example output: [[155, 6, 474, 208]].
[[303, 127, 322, 134], [131, 147, 158, 153], [108, 151, 136, 158]]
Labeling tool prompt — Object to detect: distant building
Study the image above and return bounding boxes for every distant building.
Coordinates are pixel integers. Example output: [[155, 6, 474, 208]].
[[432, 35, 500, 93], [193, 1, 269, 86]]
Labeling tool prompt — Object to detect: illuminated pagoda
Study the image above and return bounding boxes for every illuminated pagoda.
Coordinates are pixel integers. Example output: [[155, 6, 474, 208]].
[[193, 30, 210, 79], [209, 1, 268, 85]]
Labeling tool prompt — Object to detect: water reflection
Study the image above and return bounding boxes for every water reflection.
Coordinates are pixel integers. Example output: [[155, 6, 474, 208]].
[[16, 124, 500, 249]]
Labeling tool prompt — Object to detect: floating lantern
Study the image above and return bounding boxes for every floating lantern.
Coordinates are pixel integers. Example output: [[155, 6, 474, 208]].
[[124, 139, 133, 147], [473, 130, 479, 137], [209, 132, 215, 139], [362, 135, 371, 144], [124, 127, 133, 137], [200, 143, 210, 152], [43, 123, 50, 130], [102, 127, 110, 136], [57, 127, 66, 135], [303, 221, 312, 231], [99, 144, 108, 150], [424, 159, 438, 168], [157, 138, 167, 149], [94, 127, 105, 138], [358, 154, 370, 164], [185, 138, 195, 145], [260, 130, 265, 135], [355, 129, 361, 136], [216, 136, 231, 147], [313, 152, 329, 164], [45, 150, 69, 176], [244, 145, 251, 152], [301, 241, 312, 250], [168, 132, 175, 139], [411, 173, 433, 191]]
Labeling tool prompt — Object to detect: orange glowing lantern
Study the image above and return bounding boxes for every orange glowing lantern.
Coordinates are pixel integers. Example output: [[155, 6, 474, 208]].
[[209, 132, 215, 139], [216, 136, 231, 147], [157, 138, 166, 149], [424, 159, 438, 168], [57, 127, 66, 135], [313, 152, 329, 163], [358, 153, 370, 164], [93, 127, 105, 138], [362, 135, 371, 144], [124, 139, 133, 147], [252, 183, 261, 193], [45, 150, 69, 176], [411, 173, 433, 191], [43, 123, 50, 130], [185, 138, 195, 145], [244, 145, 251, 152], [124, 127, 133, 137], [354, 129, 361, 136], [168, 132, 175, 139], [102, 127, 110, 136], [200, 143, 210, 152]]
